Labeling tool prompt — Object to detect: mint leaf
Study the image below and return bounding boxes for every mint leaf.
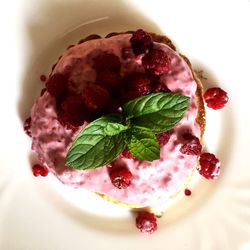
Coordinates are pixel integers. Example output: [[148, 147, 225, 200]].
[[126, 126, 160, 161], [66, 114, 127, 170], [123, 92, 189, 133]]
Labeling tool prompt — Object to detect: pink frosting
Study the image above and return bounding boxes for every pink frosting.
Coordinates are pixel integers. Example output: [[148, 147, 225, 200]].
[[30, 34, 200, 207]]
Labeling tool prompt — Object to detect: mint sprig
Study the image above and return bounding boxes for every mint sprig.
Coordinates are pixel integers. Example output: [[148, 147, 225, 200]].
[[123, 92, 190, 133], [66, 92, 189, 170]]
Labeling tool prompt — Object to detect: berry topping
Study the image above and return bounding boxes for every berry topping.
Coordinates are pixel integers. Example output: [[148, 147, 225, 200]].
[[156, 130, 173, 147], [122, 148, 136, 160], [46, 73, 68, 99], [184, 189, 192, 196], [150, 75, 171, 93], [109, 165, 133, 189], [32, 164, 49, 177], [142, 48, 170, 75], [126, 73, 151, 96], [198, 153, 221, 180], [130, 29, 153, 55], [180, 133, 202, 156], [93, 52, 121, 72], [78, 34, 101, 44], [82, 84, 111, 113], [59, 94, 88, 127], [96, 70, 122, 92], [23, 117, 32, 137], [135, 212, 158, 234], [203, 87, 229, 110]]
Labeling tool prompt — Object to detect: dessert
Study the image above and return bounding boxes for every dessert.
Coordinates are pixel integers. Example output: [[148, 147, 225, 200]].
[[24, 29, 228, 233]]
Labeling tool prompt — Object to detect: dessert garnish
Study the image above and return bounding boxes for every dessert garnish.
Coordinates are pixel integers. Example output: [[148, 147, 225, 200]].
[[66, 92, 189, 170], [204, 87, 229, 110]]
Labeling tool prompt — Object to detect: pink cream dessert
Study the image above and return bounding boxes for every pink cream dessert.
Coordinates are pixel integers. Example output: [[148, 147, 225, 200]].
[[28, 30, 205, 210]]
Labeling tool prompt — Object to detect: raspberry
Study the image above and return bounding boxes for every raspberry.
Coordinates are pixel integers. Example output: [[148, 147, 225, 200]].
[[82, 84, 111, 113], [122, 90, 142, 103], [142, 48, 170, 75], [126, 73, 151, 96], [32, 164, 49, 177], [150, 74, 171, 93], [203, 87, 229, 110], [135, 212, 157, 234], [184, 189, 192, 196], [59, 94, 88, 127], [180, 133, 202, 156], [78, 34, 101, 44], [157, 130, 173, 147], [93, 52, 121, 72], [122, 148, 136, 160], [198, 153, 221, 180], [121, 47, 134, 60], [46, 73, 68, 99], [96, 70, 122, 92], [109, 165, 133, 189], [130, 29, 153, 55], [23, 117, 32, 137]]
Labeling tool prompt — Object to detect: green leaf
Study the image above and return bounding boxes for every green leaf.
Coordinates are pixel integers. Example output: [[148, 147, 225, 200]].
[[66, 114, 127, 170], [125, 126, 160, 161], [123, 92, 189, 133]]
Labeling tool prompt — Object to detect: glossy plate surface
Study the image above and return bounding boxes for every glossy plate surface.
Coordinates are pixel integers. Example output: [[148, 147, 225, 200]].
[[0, 0, 250, 249]]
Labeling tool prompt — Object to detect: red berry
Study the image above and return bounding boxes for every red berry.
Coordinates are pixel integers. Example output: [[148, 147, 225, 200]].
[[23, 117, 32, 137], [184, 189, 192, 196], [126, 73, 151, 96], [93, 52, 121, 72], [198, 153, 221, 180], [204, 87, 229, 110], [122, 90, 142, 103], [130, 29, 153, 55], [46, 73, 68, 99], [142, 48, 170, 75], [109, 166, 133, 189], [32, 164, 49, 177], [180, 133, 202, 156], [136, 212, 157, 234], [82, 84, 111, 113], [157, 130, 173, 147], [150, 74, 171, 93], [122, 148, 136, 160], [59, 94, 88, 127], [96, 70, 122, 92]]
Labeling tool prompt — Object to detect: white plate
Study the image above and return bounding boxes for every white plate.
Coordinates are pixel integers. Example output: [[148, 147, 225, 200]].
[[1, 0, 250, 249]]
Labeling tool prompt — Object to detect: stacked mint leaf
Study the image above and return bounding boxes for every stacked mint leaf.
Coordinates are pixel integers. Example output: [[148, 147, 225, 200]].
[[66, 92, 189, 170]]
